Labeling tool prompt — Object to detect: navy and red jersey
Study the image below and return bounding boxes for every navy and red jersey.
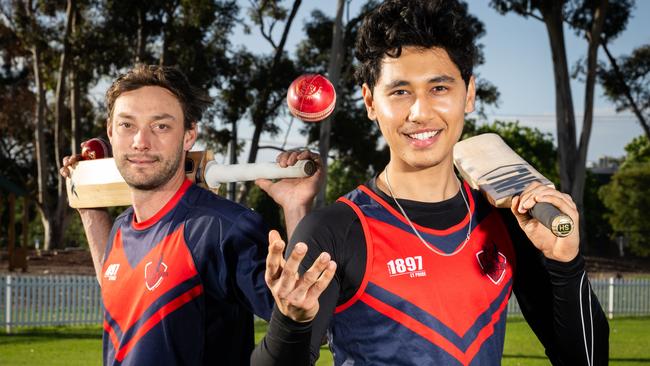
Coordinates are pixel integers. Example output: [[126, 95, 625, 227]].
[[329, 183, 515, 365], [101, 179, 273, 366], [252, 178, 609, 366]]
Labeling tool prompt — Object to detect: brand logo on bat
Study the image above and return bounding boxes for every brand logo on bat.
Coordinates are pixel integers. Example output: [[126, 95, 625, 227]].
[[70, 181, 79, 198], [480, 164, 550, 199]]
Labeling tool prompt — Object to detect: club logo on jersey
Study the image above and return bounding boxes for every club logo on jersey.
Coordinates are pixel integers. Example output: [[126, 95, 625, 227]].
[[104, 264, 120, 281], [144, 257, 169, 291], [386, 256, 427, 278], [476, 242, 507, 285]]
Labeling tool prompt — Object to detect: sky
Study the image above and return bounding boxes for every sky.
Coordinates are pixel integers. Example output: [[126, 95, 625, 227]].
[[225, 0, 649, 165]]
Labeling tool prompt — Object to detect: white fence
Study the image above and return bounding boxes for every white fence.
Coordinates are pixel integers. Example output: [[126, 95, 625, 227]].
[[0, 275, 648, 332], [0, 275, 102, 333], [507, 277, 650, 319]]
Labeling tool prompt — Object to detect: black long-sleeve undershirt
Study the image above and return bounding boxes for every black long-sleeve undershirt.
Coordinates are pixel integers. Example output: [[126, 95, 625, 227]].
[[251, 179, 609, 365]]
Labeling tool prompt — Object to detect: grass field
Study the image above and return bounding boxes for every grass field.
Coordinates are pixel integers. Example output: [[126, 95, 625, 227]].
[[1, 318, 649, 365]]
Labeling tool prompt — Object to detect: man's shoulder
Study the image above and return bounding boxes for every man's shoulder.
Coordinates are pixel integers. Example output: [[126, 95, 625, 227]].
[[293, 201, 359, 243], [183, 184, 258, 222], [306, 200, 357, 225]]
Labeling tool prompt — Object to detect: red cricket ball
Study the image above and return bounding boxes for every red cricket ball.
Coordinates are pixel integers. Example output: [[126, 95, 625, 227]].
[[286, 74, 336, 123], [81, 138, 112, 160]]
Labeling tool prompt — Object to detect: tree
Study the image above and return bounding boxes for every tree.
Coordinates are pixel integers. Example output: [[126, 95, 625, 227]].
[[598, 44, 650, 138], [0, 0, 240, 249], [599, 136, 650, 256], [315, 0, 345, 208], [235, 0, 302, 203], [490, 0, 633, 251]]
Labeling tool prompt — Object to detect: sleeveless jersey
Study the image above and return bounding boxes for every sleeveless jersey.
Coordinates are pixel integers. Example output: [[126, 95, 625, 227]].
[[329, 182, 516, 365], [101, 179, 272, 365]]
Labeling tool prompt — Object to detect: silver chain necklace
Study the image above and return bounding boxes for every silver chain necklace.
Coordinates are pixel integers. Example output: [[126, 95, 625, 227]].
[[383, 168, 472, 257]]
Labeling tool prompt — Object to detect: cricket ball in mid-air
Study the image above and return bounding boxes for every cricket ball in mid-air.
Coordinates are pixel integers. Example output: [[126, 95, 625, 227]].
[[81, 138, 112, 160], [287, 74, 336, 122]]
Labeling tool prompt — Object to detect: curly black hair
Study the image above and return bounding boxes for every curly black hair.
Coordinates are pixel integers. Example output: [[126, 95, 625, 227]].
[[106, 65, 212, 130], [355, 0, 480, 91]]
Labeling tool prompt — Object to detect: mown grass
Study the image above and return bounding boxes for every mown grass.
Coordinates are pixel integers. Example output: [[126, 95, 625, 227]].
[[1, 317, 648, 365]]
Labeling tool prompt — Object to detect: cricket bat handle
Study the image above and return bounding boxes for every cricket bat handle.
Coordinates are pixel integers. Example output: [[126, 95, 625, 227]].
[[529, 202, 574, 237], [202, 159, 317, 187]]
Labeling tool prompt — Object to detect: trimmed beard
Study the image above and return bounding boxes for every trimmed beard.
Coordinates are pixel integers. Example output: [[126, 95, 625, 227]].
[[116, 144, 184, 191]]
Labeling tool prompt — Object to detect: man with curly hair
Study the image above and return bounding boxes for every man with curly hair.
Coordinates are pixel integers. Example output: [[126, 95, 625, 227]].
[[252, 1, 609, 365]]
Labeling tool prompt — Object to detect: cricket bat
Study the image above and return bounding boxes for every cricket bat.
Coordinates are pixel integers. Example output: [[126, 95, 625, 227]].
[[453, 133, 573, 237], [66, 150, 317, 208]]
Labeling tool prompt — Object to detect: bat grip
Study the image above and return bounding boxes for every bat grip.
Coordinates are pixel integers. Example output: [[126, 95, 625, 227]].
[[528, 202, 574, 237]]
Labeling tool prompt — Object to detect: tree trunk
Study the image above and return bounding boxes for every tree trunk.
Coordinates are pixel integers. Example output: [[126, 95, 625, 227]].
[[22, 198, 29, 248], [50, 0, 75, 249], [31, 42, 56, 250], [573, 0, 608, 253], [539, 2, 578, 194], [228, 118, 238, 201], [8, 194, 16, 270], [159, 1, 178, 66], [54, 0, 74, 185], [70, 5, 80, 154], [315, 0, 345, 208], [136, 7, 146, 63], [70, 67, 80, 153]]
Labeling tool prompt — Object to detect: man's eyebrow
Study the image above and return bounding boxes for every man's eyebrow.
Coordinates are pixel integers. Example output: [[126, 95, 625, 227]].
[[428, 75, 456, 84], [116, 113, 135, 119], [383, 75, 457, 90], [383, 80, 410, 90], [150, 113, 176, 121]]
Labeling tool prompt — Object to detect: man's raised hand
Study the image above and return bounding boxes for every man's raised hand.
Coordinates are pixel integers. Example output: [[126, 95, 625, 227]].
[[265, 230, 336, 323]]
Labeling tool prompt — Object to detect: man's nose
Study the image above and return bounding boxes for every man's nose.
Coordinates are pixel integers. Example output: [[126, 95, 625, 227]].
[[408, 94, 436, 123], [131, 127, 152, 151]]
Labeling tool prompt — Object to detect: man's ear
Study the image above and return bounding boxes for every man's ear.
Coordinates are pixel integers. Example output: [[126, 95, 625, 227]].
[[362, 83, 377, 121], [106, 118, 113, 143], [183, 122, 198, 151], [464, 76, 476, 114]]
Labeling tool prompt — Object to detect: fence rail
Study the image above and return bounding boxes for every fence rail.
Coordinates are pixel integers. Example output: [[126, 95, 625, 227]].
[[1, 275, 102, 332], [507, 277, 650, 319], [1, 275, 648, 332]]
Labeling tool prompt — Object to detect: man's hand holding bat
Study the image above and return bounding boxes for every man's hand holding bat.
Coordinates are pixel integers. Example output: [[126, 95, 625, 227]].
[[454, 133, 580, 262], [512, 181, 580, 262]]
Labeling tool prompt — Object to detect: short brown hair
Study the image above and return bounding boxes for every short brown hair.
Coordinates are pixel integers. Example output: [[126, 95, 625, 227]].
[[106, 65, 212, 129]]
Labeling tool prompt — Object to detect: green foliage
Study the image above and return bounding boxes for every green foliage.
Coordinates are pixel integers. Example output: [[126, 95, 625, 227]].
[[462, 119, 559, 184], [567, 0, 633, 41], [598, 44, 650, 123], [583, 170, 616, 255], [1, 0, 241, 248], [326, 159, 373, 204], [599, 136, 650, 256], [621, 134, 650, 168]]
